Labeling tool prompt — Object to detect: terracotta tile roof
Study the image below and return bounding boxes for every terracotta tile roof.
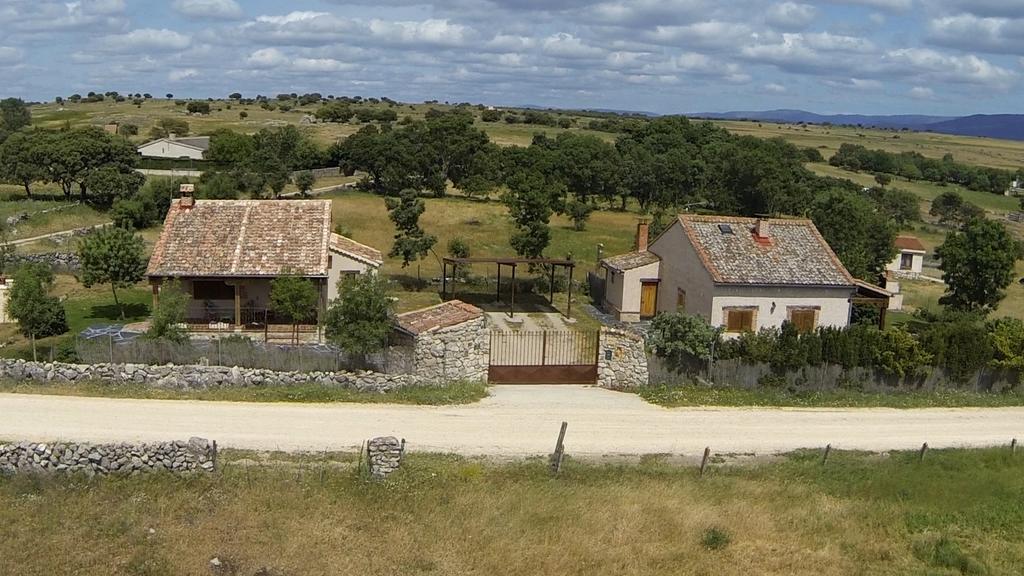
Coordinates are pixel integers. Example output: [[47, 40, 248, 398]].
[[396, 300, 483, 335], [330, 233, 383, 267], [601, 250, 660, 273], [678, 214, 855, 286], [147, 199, 332, 278], [894, 235, 926, 253]]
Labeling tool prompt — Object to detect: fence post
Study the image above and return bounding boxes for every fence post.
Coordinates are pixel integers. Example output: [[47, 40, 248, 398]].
[[541, 331, 548, 366], [108, 334, 114, 364], [550, 421, 568, 476], [918, 442, 928, 462], [822, 444, 832, 465], [699, 446, 711, 477], [1012, 438, 1017, 455]]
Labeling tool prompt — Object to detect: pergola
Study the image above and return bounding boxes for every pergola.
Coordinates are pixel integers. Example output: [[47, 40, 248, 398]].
[[851, 279, 892, 328], [441, 257, 577, 319]]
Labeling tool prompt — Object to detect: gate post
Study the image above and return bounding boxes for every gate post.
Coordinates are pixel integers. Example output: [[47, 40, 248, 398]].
[[541, 331, 548, 366]]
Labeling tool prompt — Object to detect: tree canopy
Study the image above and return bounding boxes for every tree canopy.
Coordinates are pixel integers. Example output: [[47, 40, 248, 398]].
[[78, 226, 147, 319], [936, 218, 1020, 312]]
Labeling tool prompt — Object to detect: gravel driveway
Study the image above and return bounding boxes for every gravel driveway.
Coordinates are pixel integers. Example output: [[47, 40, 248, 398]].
[[1, 386, 1021, 457]]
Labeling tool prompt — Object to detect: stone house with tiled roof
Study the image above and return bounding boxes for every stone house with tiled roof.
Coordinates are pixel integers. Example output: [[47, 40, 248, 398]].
[[600, 214, 860, 334], [147, 194, 382, 332]]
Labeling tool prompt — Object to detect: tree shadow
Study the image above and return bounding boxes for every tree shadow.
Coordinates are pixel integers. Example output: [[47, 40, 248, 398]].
[[89, 302, 150, 322]]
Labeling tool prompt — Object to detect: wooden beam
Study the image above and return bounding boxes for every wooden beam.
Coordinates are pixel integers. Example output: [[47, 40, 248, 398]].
[[234, 283, 241, 328]]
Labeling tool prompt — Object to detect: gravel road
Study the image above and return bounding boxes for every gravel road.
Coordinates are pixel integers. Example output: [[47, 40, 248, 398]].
[[2, 386, 1021, 457]]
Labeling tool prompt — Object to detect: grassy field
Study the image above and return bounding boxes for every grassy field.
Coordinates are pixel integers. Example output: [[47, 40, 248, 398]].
[[1, 447, 1021, 575], [0, 379, 487, 404], [717, 119, 1024, 171], [639, 384, 1024, 408], [0, 191, 109, 240], [30, 99, 609, 148]]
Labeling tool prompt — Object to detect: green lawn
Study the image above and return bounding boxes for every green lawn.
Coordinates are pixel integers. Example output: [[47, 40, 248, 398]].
[[1, 448, 1021, 575], [0, 379, 488, 405], [638, 383, 1024, 408]]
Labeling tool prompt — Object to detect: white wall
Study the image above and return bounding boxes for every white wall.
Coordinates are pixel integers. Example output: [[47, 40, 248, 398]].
[[710, 285, 854, 335], [0, 280, 12, 324], [327, 251, 376, 301], [137, 141, 204, 160], [649, 220, 715, 319], [602, 260, 660, 322], [885, 251, 924, 275]]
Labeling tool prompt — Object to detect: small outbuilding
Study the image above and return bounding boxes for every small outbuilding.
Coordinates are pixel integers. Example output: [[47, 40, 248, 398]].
[[137, 135, 210, 160], [885, 235, 926, 278]]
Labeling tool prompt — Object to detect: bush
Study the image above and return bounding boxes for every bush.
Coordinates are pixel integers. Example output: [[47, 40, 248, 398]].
[[649, 313, 719, 368], [700, 527, 731, 551]]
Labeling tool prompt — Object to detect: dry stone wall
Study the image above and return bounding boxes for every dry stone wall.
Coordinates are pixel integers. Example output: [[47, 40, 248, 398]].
[[0, 359, 426, 392], [597, 327, 649, 389], [0, 437, 216, 476], [367, 436, 403, 479], [412, 316, 489, 383]]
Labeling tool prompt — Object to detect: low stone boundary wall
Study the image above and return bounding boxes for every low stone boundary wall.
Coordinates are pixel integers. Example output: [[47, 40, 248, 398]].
[[597, 327, 649, 389], [0, 437, 216, 476], [0, 359, 426, 392]]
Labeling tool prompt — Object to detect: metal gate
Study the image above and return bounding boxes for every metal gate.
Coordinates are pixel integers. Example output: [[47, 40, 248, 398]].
[[488, 330, 599, 384]]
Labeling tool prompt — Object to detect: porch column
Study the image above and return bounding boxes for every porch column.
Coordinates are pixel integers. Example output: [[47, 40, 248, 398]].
[[150, 279, 161, 311], [234, 283, 241, 327]]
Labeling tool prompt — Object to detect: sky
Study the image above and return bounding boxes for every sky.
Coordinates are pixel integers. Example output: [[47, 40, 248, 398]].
[[0, 0, 1023, 116]]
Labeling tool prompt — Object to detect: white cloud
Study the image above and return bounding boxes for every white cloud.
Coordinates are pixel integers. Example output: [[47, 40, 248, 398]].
[[825, 0, 912, 12], [764, 82, 787, 93], [541, 33, 605, 59], [765, 2, 817, 31], [927, 14, 1024, 56], [168, 68, 198, 81], [292, 58, 354, 72], [824, 77, 884, 90], [884, 48, 1017, 89], [172, 0, 243, 20], [909, 86, 935, 99], [645, 20, 753, 49], [101, 28, 191, 52], [367, 19, 473, 47], [245, 47, 288, 68], [0, 47, 23, 64]]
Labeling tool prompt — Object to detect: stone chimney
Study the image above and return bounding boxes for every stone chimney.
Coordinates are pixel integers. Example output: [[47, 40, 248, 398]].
[[755, 218, 771, 240], [168, 132, 177, 140], [636, 218, 650, 252], [179, 183, 195, 209]]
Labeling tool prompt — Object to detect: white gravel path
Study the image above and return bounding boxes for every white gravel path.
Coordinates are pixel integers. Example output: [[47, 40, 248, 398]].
[[1, 386, 1021, 457]]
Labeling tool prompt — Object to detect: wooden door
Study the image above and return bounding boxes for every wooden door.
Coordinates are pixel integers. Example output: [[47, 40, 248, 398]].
[[640, 282, 658, 318]]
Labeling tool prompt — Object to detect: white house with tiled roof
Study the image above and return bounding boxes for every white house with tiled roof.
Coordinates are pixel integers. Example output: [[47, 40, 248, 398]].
[[147, 192, 382, 332], [137, 135, 210, 160], [601, 214, 860, 334]]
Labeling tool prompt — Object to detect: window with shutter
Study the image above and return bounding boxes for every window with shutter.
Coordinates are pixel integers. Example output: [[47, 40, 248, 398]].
[[724, 308, 756, 332], [788, 308, 818, 333]]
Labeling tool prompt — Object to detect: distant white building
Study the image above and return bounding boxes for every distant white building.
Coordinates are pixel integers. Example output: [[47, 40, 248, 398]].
[[885, 235, 926, 279], [137, 135, 210, 160]]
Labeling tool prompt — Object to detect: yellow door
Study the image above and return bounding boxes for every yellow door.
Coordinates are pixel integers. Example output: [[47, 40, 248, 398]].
[[640, 282, 658, 318]]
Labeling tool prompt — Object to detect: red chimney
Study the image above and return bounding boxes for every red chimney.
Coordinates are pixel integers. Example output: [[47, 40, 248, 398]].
[[636, 219, 650, 252]]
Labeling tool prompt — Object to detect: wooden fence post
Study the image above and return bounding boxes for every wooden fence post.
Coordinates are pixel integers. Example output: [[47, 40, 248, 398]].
[[1012, 438, 1017, 455], [918, 442, 928, 462], [550, 421, 568, 476], [822, 444, 831, 465], [699, 447, 711, 477]]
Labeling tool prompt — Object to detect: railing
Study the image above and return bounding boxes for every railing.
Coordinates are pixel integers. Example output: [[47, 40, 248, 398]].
[[489, 330, 599, 367], [186, 305, 313, 328]]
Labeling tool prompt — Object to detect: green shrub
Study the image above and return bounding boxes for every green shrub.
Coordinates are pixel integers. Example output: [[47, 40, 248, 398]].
[[911, 533, 988, 575], [700, 527, 731, 551], [649, 313, 719, 368]]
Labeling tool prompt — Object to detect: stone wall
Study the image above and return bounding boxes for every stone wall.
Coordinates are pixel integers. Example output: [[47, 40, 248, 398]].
[[367, 436, 403, 479], [412, 316, 490, 383], [597, 327, 649, 389], [0, 437, 216, 477], [12, 252, 80, 271], [0, 359, 427, 392]]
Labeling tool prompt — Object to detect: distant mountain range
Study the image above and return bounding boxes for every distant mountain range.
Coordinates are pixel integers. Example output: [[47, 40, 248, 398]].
[[689, 109, 1024, 141]]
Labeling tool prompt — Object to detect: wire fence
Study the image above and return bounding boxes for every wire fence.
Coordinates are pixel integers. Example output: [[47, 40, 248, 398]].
[[74, 336, 415, 374]]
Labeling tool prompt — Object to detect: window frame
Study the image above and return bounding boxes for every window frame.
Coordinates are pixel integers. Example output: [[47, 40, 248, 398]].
[[723, 306, 757, 333], [899, 253, 914, 270], [787, 306, 820, 334]]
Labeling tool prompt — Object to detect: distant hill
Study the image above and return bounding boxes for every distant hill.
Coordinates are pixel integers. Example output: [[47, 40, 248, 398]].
[[689, 109, 1024, 141]]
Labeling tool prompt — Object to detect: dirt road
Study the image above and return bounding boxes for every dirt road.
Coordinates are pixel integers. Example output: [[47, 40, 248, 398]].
[[2, 386, 1021, 457]]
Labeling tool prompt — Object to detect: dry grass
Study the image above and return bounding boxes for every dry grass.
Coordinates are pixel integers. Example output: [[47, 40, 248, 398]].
[[0, 448, 1021, 575], [717, 119, 1024, 170]]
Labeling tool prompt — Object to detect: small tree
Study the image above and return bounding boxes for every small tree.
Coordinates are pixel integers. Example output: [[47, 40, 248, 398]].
[[146, 279, 189, 343], [293, 170, 316, 196], [270, 274, 319, 344], [566, 199, 595, 231], [649, 312, 720, 371], [385, 189, 437, 267], [448, 236, 471, 280], [936, 218, 1020, 312], [874, 173, 892, 188], [78, 226, 146, 319], [324, 273, 394, 365], [8, 263, 68, 360], [186, 101, 211, 115]]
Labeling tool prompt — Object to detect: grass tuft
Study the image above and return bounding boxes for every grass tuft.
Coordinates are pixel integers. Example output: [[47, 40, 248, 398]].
[[700, 527, 732, 551]]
